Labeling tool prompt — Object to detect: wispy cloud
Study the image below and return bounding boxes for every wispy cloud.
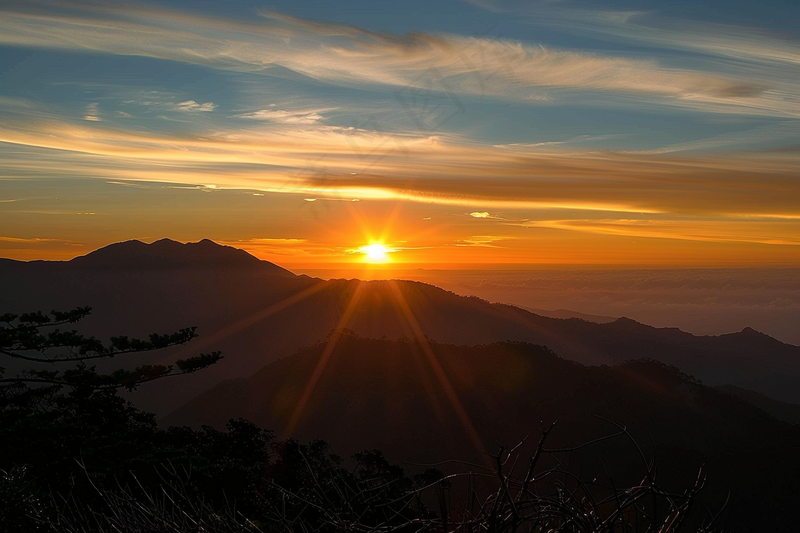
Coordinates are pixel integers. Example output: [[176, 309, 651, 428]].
[[0, 2, 798, 258], [0, 3, 793, 117], [0, 236, 61, 243], [525, 218, 800, 246], [2, 115, 799, 220], [462, 0, 800, 68], [454, 235, 511, 247], [173, 100, 216, 112], [571, 9, 800, 68], [0, 236, 83, 246], [83, 102, 101, 121], [233, 106, 332, 124]]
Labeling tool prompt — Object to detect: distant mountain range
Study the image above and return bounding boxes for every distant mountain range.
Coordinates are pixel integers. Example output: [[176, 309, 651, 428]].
[[2, 239, 799, 416], [4, 239, 800, 530], [165, 335, 800, 531], [165, 333, 796, 460], [521, 306, 617, 323]]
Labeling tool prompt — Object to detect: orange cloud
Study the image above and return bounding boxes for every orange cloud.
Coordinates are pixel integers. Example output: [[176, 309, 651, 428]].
[[1, 116, 799, 220]]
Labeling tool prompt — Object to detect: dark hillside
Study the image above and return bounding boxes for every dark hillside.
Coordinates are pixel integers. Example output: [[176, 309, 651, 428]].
[[166, 335, 800, 531], [2, 239, 799, 415]]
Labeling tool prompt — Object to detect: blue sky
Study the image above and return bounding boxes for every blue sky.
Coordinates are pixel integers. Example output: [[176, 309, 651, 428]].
[[0, 0, 798, 265]]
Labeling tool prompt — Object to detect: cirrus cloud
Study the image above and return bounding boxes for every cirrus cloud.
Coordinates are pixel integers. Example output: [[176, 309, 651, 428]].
[[0, 3, 792, 117], [173, 100, 217, 112]]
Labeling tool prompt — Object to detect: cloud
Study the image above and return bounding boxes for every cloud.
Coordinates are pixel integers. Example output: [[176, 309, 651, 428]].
[[579, 10, 800, 68], [0, 236, 60, 243], [0, 236, 82, 246], [173, 100, 216, 112], [234, 107, 331, 124], [2, 115, 800, 221], [454, 235, 510, 247], [468, 212, 508, 220], [462, 0, 800, 66], [83, 102, 100, 121], [524, 218, 800, 246], [0, 4, 793, 117]]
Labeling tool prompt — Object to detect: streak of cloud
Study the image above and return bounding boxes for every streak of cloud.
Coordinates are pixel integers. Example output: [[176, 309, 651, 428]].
[[233, 107, 333, 124], [83, 102, 101, 121], [522, 219, 800, 246], [0, 3, 793, 117], [173, 100, 217, 112], [454, 235, 509, 247], [1, 117, 799, 219]]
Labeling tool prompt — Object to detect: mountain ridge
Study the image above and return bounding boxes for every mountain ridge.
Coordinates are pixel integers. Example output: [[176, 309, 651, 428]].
[[162, 335, 800, 531], [68, 238, 294, 274], [2, 239, 799, 415]]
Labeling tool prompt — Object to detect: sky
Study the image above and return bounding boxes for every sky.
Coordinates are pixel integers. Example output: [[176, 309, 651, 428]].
[[1, 0, 799, 267]]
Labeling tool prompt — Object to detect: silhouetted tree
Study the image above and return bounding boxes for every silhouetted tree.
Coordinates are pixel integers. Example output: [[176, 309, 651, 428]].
[[0, 306, 221, 392], [0, 309, 728, 532], [0, 306, 222, 530]]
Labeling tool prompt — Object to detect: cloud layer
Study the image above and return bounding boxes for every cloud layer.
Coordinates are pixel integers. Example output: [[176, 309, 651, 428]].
[[0, 1, 798, 265], [0, 3, 794, 117]]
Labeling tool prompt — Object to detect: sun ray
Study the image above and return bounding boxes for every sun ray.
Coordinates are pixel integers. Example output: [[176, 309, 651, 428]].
[[169, 280, 328, 359], [377, 201, 405, 244], [388, 281, 491, 467], [491, 303, 615, 366], [283, 282, 367, 438]]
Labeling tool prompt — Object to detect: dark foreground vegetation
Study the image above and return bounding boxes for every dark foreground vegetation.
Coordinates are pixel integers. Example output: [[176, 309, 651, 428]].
[[0, 308, 787, 531], [0, 398, 720, 532]]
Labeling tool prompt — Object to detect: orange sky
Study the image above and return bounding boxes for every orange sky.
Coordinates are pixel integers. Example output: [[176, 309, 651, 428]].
[[2, 194, 797, 268], [1, 2, 799, 268]]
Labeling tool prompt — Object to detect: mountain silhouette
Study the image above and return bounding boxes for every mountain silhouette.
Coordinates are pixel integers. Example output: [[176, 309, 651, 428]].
[[715, 384, 800, 424], [164, 335, 800, 531], [70, 238, 294, 274], [165, 335, 791, 454], [2, 239, 799, 415], [522, 306, 617, 323], [4, 239, 800, 530]]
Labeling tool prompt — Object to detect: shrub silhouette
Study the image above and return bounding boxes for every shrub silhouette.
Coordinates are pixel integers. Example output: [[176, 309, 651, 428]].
[[1, 310, 725, 531], [0, 307, 221, 530]]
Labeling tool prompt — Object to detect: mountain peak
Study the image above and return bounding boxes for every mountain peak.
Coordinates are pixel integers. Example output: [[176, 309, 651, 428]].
[[70, 239, 293, 275], [151, 237, 182, 246], [735, 326, 776, 341], [613, 316, 645, 327]]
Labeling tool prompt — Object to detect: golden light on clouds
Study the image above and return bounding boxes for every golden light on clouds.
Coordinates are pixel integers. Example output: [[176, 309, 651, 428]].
[[0, 2, 798, 267]]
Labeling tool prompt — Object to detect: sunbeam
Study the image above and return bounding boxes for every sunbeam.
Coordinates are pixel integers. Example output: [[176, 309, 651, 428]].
[[169, 280, 329, 360], [388, 281, 491, 468], [283, 282, 367, 438]]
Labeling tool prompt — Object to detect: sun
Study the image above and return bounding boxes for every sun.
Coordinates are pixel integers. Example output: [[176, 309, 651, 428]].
[[360, 243, 391, 263]]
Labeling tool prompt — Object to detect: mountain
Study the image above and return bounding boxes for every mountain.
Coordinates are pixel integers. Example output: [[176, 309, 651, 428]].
[[165, 335, 800, 532], [522, 306, 617, 323], [76, 238, 295, 273], [166, 334, 792, 454], [2, 239, 799, 415], [2, 238, 293, 274], [715, 384, 800, 424]]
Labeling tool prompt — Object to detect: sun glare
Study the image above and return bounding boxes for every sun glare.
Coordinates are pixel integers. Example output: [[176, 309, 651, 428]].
[[360, 243, 391, 263]]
